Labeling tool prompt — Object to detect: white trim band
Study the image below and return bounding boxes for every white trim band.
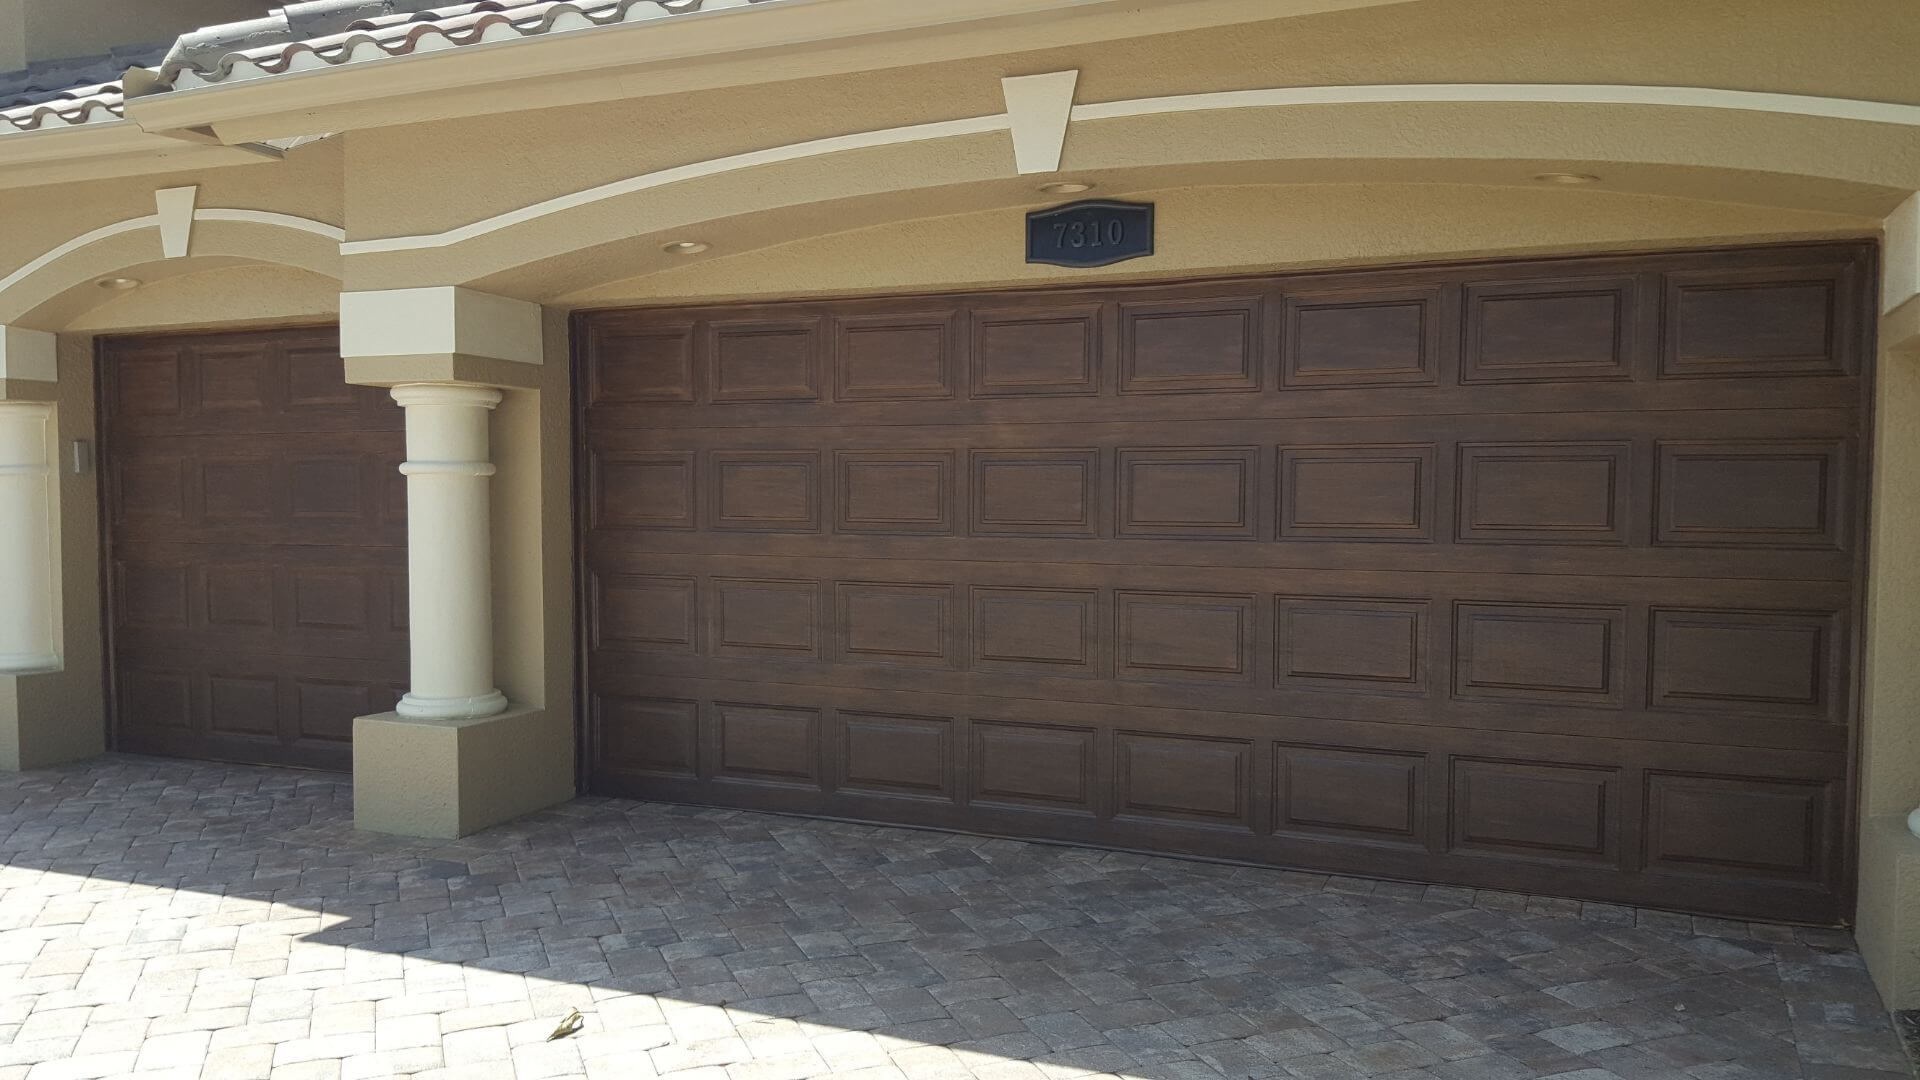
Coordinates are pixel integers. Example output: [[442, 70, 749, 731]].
[[399, 460, 499, 477], [1068, 83, 1920, 126], [0, 651, 59, 675]]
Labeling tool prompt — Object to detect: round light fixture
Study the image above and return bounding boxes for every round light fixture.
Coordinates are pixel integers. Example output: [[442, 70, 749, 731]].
[[1533, 172, 1600, 185], [1038, 181, 1094, 195], [97, 277, 141, 290], [661, 240, 710, 255]]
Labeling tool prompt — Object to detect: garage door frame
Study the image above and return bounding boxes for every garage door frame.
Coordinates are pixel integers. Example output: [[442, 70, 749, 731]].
[[97, 323, 411, 771], [570, 240, 1876, 923]]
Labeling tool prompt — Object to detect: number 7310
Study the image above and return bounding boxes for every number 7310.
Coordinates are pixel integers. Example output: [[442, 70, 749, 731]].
[[1052, 218, 1125, 248]]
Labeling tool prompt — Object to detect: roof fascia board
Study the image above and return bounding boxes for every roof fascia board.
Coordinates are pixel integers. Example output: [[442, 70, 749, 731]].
[[0, 123, 279, 187], [131, 0, 1415, 142], [0, 121, 163, 165]]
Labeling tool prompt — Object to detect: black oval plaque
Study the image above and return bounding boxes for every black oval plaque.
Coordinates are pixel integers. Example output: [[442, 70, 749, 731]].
[[1026, 199, 1154, 268]]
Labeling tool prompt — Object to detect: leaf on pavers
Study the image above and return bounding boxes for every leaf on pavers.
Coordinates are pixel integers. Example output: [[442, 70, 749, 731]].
[[548, 1007, 586, 1041]]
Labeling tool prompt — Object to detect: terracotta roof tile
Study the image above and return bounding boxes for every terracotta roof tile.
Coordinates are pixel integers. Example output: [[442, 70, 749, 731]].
[[0, 45, 165, 133], [163, 0, 785, 90], [0, 0, 781, 137]]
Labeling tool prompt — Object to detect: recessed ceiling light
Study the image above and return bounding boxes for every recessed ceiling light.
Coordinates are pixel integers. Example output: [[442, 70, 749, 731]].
[[661, 240, 710, 255], [1533, 172, 1600, 185], [97, 277, 141, 290], [1038, 181, 1094, 195]]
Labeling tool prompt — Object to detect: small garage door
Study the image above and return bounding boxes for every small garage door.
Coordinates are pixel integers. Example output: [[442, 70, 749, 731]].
[[102, 327, 408, 771], [576, 242, 1871, 923]]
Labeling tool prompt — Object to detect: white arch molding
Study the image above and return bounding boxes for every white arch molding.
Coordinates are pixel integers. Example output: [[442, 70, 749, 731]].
[[337, 79, 1920, 256], [0, 207, 346, 300]]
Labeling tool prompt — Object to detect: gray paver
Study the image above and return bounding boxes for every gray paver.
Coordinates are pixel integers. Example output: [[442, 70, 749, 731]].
[[0, 755, 1910, 1080]]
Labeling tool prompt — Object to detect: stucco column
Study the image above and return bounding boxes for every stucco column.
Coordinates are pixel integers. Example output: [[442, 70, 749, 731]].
[[392, 382, 508, 720], [0, 401, 56, 675]]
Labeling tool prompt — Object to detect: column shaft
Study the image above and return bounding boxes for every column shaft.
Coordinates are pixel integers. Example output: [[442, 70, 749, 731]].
[[0, 402, 56, 674], [392, 383, 507, 719]]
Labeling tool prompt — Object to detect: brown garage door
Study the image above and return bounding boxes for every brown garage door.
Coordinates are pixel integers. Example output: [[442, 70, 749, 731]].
[[577, 242, 1871, 923], [102, 327, 409, 771]]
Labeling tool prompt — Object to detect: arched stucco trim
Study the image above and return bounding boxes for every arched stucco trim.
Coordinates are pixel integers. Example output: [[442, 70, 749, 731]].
[[0, 212, 345, 328], [340, 81, 1920, 259]]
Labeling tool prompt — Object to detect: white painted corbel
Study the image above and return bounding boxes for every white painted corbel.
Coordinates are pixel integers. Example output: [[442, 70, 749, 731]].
[[1001, 70, 1079, 174], [155, 186, 198, 258]]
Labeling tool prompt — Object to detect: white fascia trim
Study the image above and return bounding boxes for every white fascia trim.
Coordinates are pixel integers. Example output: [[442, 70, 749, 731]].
[[1069, 83, 1920, 127], [0, 326, 57, 381], [336, 82, 1920, 258], [341, 286, 543, 365], [341, 112, 1009, 255]]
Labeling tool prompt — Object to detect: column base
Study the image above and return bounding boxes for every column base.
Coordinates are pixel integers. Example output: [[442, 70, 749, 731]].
[[1858, 812, 1920, 1010], [1, 669, 106, 771], [395, 688, 508, 720], [0, 653, 58, 676], [353, 703, 574, 838]]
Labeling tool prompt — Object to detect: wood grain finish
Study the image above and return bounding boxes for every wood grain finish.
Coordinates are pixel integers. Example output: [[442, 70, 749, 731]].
[[102, 327, 406, 771], [578, 243, 1873, 923]]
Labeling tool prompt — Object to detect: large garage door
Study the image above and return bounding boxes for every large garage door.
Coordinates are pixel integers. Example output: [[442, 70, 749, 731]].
[[102, 327, 409, 771], [577, 242, 1871, 922]]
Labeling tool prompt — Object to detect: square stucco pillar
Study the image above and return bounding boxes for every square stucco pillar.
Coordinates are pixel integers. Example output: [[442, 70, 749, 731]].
[[0, 327, 101, 771], [341, 287, 574, 838], [1858, 195, 1920, 1009]]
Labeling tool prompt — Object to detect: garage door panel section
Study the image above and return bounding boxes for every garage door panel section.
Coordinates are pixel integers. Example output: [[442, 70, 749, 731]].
[[585, 677, 1850, 921], [579, 242, 1871, 922], [104, 328, 406, 771], [584, 562, 1849, 755]]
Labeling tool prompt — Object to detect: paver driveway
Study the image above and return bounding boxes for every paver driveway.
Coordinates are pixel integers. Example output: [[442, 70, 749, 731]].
[[0, 755, 1908, 1080]]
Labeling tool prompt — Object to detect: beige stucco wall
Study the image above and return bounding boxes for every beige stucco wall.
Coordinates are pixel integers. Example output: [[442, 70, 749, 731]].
[[64, 265, 339, 336], [1860, 285, 1920, 1008], [563, 182, 1874, 309]]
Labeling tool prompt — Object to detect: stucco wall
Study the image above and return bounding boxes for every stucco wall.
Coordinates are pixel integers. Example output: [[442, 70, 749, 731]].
[[562, 182, 1874, 309], [0, 139, 342, 329], [1860, 284, 1920, 1007], [342, 0, 1920, 241]]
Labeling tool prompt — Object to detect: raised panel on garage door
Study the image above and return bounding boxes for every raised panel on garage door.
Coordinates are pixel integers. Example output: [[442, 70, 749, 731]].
[[578, 242, 1871, 923], [102, 327, 407, 771]]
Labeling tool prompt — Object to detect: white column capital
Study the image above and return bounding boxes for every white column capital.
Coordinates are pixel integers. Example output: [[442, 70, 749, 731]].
[[0, 398, 54, 419], [391, 382, 505, 410], [344, 287, 544, 367]]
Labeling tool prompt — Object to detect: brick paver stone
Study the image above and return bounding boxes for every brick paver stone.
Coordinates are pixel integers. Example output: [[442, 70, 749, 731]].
[[0, 756, 1907, 1080]]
